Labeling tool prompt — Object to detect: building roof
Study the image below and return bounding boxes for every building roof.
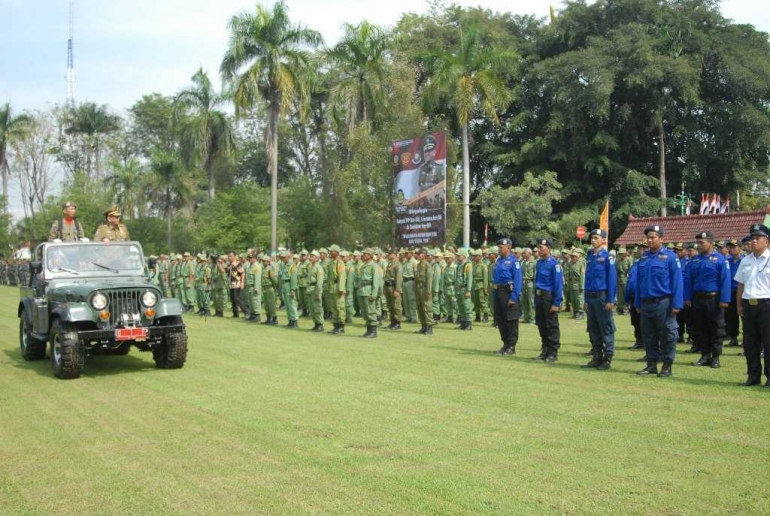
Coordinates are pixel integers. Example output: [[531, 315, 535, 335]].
[[614, 206, 770, 245]]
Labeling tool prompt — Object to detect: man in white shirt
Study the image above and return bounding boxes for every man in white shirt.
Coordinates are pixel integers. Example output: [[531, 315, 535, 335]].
[[735, 224, 770, 387]]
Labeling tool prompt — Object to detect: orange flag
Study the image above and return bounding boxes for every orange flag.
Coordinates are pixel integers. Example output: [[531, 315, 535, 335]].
[[599, 200, 610, 238]]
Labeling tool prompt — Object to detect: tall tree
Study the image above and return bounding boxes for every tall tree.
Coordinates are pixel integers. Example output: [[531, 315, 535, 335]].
[[172, 68, 235, 200], [150, 152, 192, 251], [324, 21, 391, 130], [0, 102, 33, 211], [10, 111, 56, 218], [421, 28, 516, 248], [104, 158, 144, 220], [220, 0, 323, 252], [63, 102, 121, 179]]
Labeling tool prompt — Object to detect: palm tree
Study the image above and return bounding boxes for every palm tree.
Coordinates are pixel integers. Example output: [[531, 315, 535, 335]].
[[64, 102, 121, 180], [323, 21, 390, 130], [220, 0, 323, 253], [172, 68, 234, 200], [150, 152, 192, 251], [421, 28, 516, 248], [104, 158, 144, 219], [0, 102, 33, 210]]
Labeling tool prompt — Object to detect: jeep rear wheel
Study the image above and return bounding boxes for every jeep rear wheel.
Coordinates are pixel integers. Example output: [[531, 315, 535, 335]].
[[19, 313, 46, 361], [153, 332, 187, 369], [50, 319, 84, 379]]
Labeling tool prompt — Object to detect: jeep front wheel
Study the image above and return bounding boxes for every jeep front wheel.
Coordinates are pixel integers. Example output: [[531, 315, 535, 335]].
[[19, 313, 46, 361], [153, 332, 187, 369], [50, 319, 84, 379]]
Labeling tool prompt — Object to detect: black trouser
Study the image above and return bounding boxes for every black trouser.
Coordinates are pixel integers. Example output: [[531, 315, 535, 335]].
[[676, 306, 689, 340], [693, 294, 726, 358], [629, 295, 641, 342], [493, 287, 520, 349], [725, 289, 740, 338], [535, 291, 560, 355], [742, 300, 770, 381], [230, 287, 249, 317]]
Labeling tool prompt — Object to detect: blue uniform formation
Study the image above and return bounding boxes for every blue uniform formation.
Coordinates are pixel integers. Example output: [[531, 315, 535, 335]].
[[583, 231, 618, 369], [491, 238, 523, 356]]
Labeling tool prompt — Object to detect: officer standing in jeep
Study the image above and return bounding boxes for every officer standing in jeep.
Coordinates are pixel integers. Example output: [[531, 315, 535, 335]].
[[94, 205, 130, 242], [49, 201, 85, 241]]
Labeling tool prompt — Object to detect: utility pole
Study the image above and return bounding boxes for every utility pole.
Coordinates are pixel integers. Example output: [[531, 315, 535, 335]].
[[66, 0, 75, 108]]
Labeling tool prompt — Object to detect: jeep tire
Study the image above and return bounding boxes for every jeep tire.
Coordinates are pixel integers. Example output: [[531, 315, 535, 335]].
[[19, 312, 46, 361], [153, 332, 187, 369], [50, 319, 85, 379]]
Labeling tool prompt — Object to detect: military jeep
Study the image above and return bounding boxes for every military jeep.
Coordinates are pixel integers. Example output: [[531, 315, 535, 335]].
[[18, 241, 187, 379]]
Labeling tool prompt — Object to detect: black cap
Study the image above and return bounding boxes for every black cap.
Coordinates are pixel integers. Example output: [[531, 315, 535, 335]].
[[536, 238, 553, 248], [750, 224, 770, 238], [589, 229, 607, 238], [644, 225, 664, 236], [497, 237, 513, 247], [695, 231, 714, 241], [742, 234, 752, 244]]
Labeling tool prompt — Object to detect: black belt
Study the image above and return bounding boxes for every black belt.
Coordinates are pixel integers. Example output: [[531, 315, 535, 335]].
[[495, 284, 513, 292], [403, 277, 414, 281], [384, 281, 395, 286], [642, 296, 670, 303], [695, 292, 717, 297], [360, 281, 373, 286], [744, 299, 770, 306], [535, 289, 551, 296], [587, 291, 607, 298]]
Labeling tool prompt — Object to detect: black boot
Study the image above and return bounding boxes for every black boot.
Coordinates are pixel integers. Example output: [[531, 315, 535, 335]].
[[288, 320, 298, 329], [503, 346, 515, 356], [424, 325, 433, 335], [444, 315, 454, 324], [414, 325, 426, 334], [434, 314, 441, 323], [710, 356, 721, 368], [252, 314, 261, 323], [574, 312, 584, 320], [482, 314, 488, 323], [581, 355, 603, 368], [363, 325, 375, 338], [597, 355, 612, 370], [391, 322, 401, 330], [533, 348, 547, 361], [333, 324, 345, 335], [475, 314, 481, 323], [658, 362, 673, 377], [269, 316, 278, 325], [327, 323, 339, 334], [462, 322, 473, 331], [312, 323, 323, 332], [691, 354, 712, 366], [494, 345, 508, 355], [214, 311, 223, 317], [544, 352, 558, 363], [637, 361, 658, 375]]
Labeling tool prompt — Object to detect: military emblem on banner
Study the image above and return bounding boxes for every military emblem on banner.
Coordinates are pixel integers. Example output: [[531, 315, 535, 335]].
[[401, 152, 412, 167]]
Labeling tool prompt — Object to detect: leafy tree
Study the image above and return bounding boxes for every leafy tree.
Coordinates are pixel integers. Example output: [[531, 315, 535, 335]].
[[420, 27, 517, 248], [0, 102, 33, 209], [220, 0, 323, 252], [149, 152, 193, 251], [128, 93, 176, 156], [172, 68, 235, 200], [104, 158, 145, 219], [62, 102, 121, 179]]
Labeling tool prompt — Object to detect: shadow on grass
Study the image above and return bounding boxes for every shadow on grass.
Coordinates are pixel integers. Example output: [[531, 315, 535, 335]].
[[3, 348, 157, 379]]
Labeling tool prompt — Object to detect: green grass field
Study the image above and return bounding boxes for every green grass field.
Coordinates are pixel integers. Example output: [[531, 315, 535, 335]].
[[1, 286, 769, 515]]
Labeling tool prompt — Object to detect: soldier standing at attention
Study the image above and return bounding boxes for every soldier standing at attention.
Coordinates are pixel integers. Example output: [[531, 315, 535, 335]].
[[49, 201, 85, 241], [735, 224, 770, 387], [471, 250, 489, 323], [194, 254, 206, 315], [567, 249, 585, 320], [431, 250, 443, 323], [228, 252, 249, 319], [455, 248, 474, 331], [358, 248, 380, 338], [492, 238, 522, 356], [297, 250, 309, 318], [533, 238, 563, 363], [157, 254, 169, 298], [582, 229, 617, 370], [175, 254, 187, 309], [319, 248, 332, 320], [442, 252, 457, 323], [327, 245, 348, 334], [634, 225, 683, 378], [384, 249, 404, 330], [243, 253, 257, 319], [615, 247, 632, 315], [402, 249, 418, 323], [344, 251, 356, 323], [260, 254, 279, 325], [279, 251, 299, 328], [521, 248, 536, 324], [684, 231, 731, 369], [94, 205, 130, 242], [414, 248, 434, 335], [184, 252, 197, 313], [307, 250, 325, 332], [168, 254, 178, 301], [486, 247, 498, 326], [248, 252, 263, 323], [212, 255, 228, 317], [725, 239, 743, 347]]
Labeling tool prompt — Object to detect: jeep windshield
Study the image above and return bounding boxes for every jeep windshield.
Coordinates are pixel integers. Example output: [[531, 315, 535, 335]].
[[46, 243, 145, 274]]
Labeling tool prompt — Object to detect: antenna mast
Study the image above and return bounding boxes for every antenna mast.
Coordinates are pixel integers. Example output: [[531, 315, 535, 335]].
[[66, 0, 75, 108]]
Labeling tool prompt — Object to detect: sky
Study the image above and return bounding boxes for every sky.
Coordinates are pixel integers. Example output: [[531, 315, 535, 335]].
[[0, 0, 768, 219]]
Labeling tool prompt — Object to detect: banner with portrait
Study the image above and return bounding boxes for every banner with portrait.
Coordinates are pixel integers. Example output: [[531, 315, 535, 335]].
[[392, 131, 447, 247]]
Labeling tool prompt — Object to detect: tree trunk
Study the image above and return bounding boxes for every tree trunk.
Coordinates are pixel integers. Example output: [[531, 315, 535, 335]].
[[1, 156, 8, 214], [462, 123, 471, 248], [205, 151, 215, 200], [267, 95, 280, 254], [658, 122, 667, 217], [166, 186, 172, 252]]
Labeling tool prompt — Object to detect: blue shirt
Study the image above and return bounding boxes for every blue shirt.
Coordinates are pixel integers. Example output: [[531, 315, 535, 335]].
[[585, 248, 617, 302], [633, 248, 684, 310], [727, 254, 742, 290], [493, 253, 523, 302], [684, 251, 732, 304], [535, 255, 564, 307]]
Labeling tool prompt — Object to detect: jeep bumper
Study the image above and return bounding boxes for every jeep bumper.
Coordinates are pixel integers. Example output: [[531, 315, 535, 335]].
[[77, 324, 185, 341]]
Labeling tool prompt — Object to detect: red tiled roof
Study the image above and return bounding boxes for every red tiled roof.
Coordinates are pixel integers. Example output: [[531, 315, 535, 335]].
[[614, 206, 770, 245]]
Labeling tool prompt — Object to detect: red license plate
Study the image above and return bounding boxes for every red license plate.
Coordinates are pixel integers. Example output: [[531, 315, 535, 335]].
[[115, 327, 148, 341]]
